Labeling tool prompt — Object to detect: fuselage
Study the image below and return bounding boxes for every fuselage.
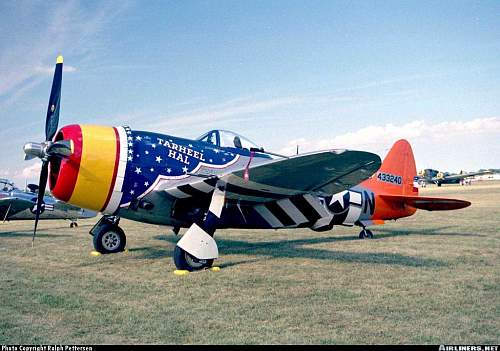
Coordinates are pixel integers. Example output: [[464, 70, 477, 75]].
[[47, 125, 416, 231]]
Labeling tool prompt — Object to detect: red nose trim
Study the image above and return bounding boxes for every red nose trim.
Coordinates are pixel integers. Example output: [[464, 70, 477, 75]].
[[50, 124, 83, 202]]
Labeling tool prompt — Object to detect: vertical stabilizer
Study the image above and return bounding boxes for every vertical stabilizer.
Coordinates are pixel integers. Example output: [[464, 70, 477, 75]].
[[361, 139, 417, 196]]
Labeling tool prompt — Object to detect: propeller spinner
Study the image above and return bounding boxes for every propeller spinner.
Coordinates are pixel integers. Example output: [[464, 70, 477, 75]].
[[23, 55, 72, 245]]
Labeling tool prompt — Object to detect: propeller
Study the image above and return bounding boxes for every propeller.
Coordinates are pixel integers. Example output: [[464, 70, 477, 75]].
[[23, 55, 70, 246]]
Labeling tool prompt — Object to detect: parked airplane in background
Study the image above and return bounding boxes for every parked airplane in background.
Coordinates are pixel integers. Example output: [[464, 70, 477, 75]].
[[416, 169, 493, 187], [0, 178, 96, 226], [22, 56, 471, 271]]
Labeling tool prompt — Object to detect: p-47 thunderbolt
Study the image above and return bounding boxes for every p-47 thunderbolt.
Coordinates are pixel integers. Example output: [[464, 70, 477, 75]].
[[0, 178, 95, 226], [23, 56, 470, 270]]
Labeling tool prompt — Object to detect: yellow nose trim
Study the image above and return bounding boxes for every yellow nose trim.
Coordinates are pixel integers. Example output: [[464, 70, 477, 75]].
[[69, 125, 118, 211]]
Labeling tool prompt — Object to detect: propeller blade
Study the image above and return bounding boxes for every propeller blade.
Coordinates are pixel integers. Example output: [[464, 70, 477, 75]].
[[45, 55, 63, 142], [32, 161, 49, 246]]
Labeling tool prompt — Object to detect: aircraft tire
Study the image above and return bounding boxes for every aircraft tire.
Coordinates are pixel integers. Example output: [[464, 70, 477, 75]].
[[365, 229, 374, 238], [93, 225, 126, 254], [173, 245, 213, 271]]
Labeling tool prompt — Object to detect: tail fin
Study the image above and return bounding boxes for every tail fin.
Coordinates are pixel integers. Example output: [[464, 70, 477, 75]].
[[362, 139, 417, 196]]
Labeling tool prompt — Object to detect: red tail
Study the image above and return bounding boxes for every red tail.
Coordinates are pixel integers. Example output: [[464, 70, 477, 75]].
[[363, 139, 470, 215], [361, 139, 417, 196]]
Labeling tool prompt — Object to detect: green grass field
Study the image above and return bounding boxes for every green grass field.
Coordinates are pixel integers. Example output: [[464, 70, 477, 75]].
[[1, 181, 499, 344]]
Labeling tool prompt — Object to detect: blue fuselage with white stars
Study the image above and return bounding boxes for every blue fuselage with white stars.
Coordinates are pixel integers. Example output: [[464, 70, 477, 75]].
[[116, 129, 270, 225]]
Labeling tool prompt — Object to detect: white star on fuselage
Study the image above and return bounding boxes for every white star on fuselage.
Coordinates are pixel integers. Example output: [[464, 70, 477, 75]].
[[156, 156, 162, 163], [145, 150, 149, 155], [130, 190, 135, 195], [166, 168, 171, 173], [144, 181, 149, 186], [136, 136, 142, 141], [127, 156, 133, 161], [182, 166, 188, 173], [151, 144, 156, 148], [135, 167, 141, 174]]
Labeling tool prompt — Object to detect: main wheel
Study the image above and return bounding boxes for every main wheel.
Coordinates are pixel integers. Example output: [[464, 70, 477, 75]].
[[93, 225, 126, 254], [173, 246, 213, 271]]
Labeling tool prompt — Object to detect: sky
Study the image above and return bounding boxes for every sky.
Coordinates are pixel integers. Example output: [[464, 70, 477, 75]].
[[0, 0, 499, 186]]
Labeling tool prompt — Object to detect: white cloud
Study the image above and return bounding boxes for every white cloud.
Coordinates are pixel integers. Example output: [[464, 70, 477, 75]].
[[278, 117, 500, 155], [20, 162, 41, 180], [277, 117, 500, 172]]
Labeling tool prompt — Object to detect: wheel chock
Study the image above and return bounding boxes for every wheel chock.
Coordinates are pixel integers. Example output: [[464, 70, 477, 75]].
[[90, 251, 101, 257], [174, 270, 190, 276], [210, 266, 221, 272]]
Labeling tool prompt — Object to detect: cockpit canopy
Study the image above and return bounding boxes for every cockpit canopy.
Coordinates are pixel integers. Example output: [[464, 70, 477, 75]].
[[196, 130, 262, 151]]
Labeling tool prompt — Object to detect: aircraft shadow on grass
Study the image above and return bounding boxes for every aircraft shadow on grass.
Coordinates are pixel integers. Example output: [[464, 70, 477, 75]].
[[128, 231, 453, 268], [80, 225, 481, 269]]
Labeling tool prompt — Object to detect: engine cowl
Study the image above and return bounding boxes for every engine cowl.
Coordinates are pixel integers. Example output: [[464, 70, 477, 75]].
[[49, 124, 128, 213]]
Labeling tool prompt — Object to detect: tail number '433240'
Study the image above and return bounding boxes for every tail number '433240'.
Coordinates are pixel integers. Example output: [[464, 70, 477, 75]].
[[377, 172, 402, 185]]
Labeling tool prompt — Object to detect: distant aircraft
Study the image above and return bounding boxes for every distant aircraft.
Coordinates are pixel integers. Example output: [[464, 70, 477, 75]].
[[0, 178, 96, 226], [22, 56, 471, 271], [416, 169, 493, 187]]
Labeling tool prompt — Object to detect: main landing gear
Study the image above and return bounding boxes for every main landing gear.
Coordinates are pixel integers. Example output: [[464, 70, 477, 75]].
[[359, 227, 374, 239], [69, 221, 78, 228], [88, 181, 225, 271], [90, 215, 126, 254], [174, 180, 226, 271]]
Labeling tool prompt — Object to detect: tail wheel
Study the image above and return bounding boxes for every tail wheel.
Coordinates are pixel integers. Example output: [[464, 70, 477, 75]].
[[93, 225, 126, 254], [359, 229, 374, 239], [359, 230, 366, 239], [174, 246, 213, 271]]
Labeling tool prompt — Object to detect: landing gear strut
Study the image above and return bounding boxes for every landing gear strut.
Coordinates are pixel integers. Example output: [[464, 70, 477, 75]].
[[90, 215, 126, 254], [359, 227, 374, 239]]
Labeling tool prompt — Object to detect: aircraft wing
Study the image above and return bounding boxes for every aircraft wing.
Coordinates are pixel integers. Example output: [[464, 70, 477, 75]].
[[380, 194, 471, 211], [433, 170, 492, 182], [162, 150, 381, 203], [0, 197, 34, 218]]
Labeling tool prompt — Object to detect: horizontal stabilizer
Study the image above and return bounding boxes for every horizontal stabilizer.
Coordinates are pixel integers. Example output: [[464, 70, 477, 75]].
[[380, 194, 471, 211]]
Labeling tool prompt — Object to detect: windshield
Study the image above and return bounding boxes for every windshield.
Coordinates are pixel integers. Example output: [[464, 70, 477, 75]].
[[197, 130, 262, 150]]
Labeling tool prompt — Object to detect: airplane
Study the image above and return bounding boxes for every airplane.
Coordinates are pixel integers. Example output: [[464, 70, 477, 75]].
[[22, 56, 471, 271], [416, 169, 493, 187], [0, 178, 96, 226]]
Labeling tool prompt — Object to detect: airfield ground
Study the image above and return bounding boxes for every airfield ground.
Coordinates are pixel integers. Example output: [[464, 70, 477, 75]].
[[0, 181, 499, 344]]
